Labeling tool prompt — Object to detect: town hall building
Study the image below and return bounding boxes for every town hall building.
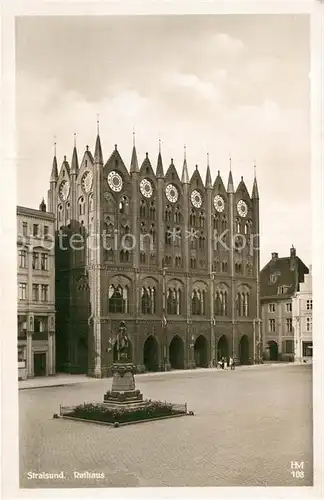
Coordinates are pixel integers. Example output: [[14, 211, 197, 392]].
[[48, 129, 260, 377]]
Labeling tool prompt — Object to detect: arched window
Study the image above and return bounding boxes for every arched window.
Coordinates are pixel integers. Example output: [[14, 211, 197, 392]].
[[222, 218, 227, 232], [89, 194, 94, 212], [66, 202, 71, 220], [244, 292, 250, 316], [192, 289, 205, 315], [120, 250, 130, 262], [213, 216, 219, 231], [240, 293, 245, 316], [150, 224, 156, 244], [174, 227, 181, 247], [236, 221, 241, 233], [164, 205, 172, 222], [140, 252, 146, 264], [236, 293, 241, 315], [200, 213, 205, 229], [141, 287, 156, 314], [149, 202, 156, 220], [223, 290, 228, 316], [175, 256, 182, 268], [58, 204, 63, 221], [108, 284, 129, 313], [78, 197, 85, 216], [140, 200, 146, 218], [119, 196, 128, 214], [165, 226, 172, 245], [190, 209, 196, 227]]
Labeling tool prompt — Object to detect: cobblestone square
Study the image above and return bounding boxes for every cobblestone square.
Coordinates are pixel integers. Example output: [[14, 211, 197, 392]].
[[19, 364, 313, 488]]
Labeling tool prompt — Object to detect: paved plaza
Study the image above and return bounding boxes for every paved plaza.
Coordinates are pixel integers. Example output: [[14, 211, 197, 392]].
[[19, 364, 313, 488]]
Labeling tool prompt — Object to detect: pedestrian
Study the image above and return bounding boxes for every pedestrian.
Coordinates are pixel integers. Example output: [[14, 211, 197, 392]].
[[231, 358, 236, 370], [221, 357, 225, 369], [229, 357, 233, 369]]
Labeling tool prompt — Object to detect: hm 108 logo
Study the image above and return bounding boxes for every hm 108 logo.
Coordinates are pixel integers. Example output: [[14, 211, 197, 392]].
[[290, 461, 304, 479]]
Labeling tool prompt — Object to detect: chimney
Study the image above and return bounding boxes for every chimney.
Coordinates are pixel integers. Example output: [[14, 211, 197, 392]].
[[271, 252, 278, 260]]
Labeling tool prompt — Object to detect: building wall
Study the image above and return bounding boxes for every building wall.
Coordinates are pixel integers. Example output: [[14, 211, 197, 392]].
[[292, 267, 312, 362], [261, 298, 294, 360], [50, 141, 261, 376], [17, 206, 56, 379]]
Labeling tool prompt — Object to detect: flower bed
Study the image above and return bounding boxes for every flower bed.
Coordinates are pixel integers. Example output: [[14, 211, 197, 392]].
[[60, 400, 188, 424]]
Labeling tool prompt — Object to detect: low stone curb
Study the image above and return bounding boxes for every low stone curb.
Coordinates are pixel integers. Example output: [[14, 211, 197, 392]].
[[58, 411, 193, 427], [19, 362, 298, 390]]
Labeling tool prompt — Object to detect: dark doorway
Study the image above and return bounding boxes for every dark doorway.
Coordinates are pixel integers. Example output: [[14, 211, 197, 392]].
[[143, 335, 159, 371], [194, 335, 208, 367], [268, 340, 279, 361], [239, 335, 249, 365], [217, 335, 229, 361], [34, 352, 46, 376], [169, 335, 184, 369]]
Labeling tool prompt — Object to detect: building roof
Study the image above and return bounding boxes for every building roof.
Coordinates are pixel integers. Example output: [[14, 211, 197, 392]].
[[17, 205, 55, 221], [260, 250, 309, 301]]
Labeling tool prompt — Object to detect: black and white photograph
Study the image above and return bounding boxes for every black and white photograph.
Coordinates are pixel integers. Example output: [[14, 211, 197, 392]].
[[1, 2, 323, 498]]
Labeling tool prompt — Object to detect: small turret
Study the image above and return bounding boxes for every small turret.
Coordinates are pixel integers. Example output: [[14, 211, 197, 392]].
[[39, 198, 46, 212]]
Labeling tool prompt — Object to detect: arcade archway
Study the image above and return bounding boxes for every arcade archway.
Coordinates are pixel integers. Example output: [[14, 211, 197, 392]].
[[143, 335, 159, 372], [169, 335, 184, 369], [217, 335, 229, 361], [239, 335, 249, 365], [194, 335, 208, 367], [268, 340, 279, 361]]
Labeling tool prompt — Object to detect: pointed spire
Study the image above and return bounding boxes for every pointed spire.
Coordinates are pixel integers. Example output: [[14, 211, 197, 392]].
[[94, 118, 103, 164], [156, 139, 164, 178], [205, 153, 212, 188], [50, 138, 58, 182], [130, 144, 139, 173], [181, 145, 189, 184], [227, 155, 234, 193], [71, 134, 79, 175], [252, 160, 259, 199]]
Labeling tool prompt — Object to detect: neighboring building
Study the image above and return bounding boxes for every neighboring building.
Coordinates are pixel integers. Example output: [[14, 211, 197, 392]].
[[48, 131, 261, 377], [260, 247, 309, 361], [17, 203, 56, 379], [292, 265, 312, 363]]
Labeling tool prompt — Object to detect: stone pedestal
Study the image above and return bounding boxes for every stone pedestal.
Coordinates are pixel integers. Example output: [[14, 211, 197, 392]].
[[103, 362, 148, 409]]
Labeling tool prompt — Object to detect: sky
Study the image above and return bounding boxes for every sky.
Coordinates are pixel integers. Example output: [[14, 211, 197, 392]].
[[15, 15, 311, 268]]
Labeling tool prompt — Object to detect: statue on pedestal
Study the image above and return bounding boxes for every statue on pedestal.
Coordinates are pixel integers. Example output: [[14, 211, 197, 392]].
[[115, 321, 131, 362]]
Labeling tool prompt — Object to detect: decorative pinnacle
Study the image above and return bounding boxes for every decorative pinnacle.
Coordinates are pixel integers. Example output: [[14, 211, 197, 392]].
[[184, 145, 187, 160], [54, 136, 57, 156], [97, 114, 100, 134], [159, 138, 161, 154], [133, 126, 135, 147], [254, 159, 257, 177], [207, 152, 209, 166], [74, 132, 76, 148]]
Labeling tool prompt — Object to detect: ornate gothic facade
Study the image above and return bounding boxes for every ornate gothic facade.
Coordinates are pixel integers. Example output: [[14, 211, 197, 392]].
[[48, 132, 260, 377]]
